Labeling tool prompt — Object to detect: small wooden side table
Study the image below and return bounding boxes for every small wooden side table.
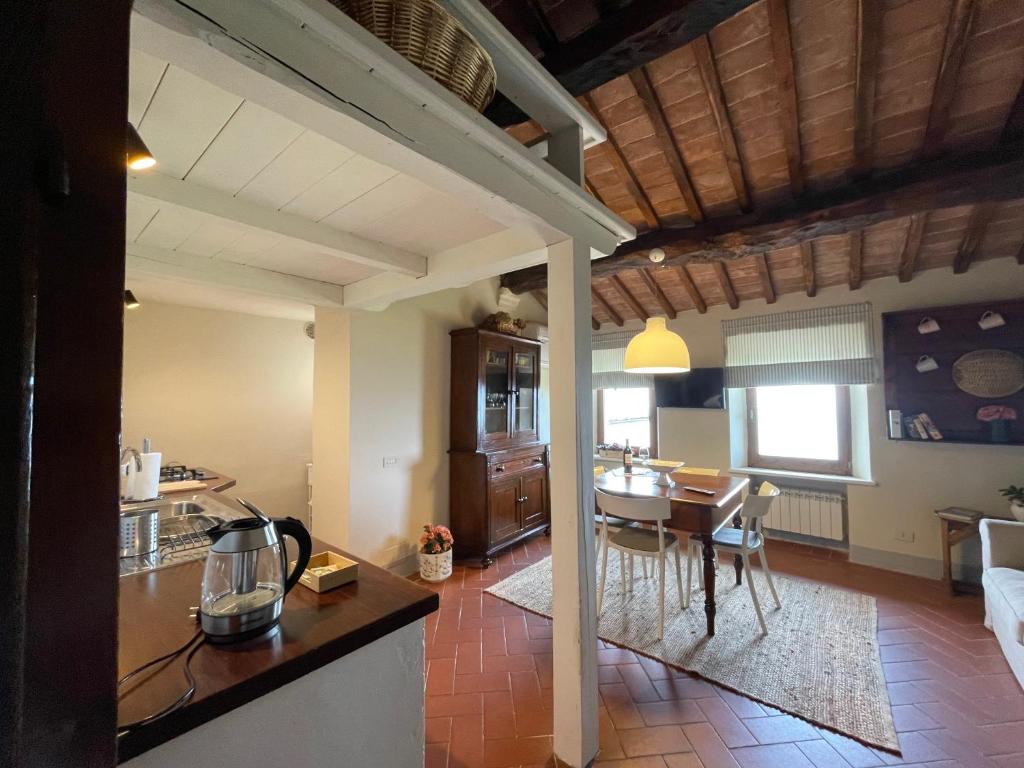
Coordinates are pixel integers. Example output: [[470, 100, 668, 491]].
[[935, 507, 990, 595]]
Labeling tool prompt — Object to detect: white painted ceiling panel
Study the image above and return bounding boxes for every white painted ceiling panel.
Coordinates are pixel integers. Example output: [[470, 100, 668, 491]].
[[236, 131, 356, 211], [282, 154, 396, 221], [247, 243, 380, 285], [320, 174, 433, 233], [127, 275, 315, 321], [126, 196, 160, 242], [184, 102, 305, 195], [135, 207, 204, 250], [216, 230, 285, 261], [137, 66, 242, 179], [128, 50, 166, 126], [356, 196, 506, 254], [176, 219, 248, 257]]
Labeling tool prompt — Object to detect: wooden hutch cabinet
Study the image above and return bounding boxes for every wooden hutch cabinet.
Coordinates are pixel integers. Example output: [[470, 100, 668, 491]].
[[449, 328, 549, 566]]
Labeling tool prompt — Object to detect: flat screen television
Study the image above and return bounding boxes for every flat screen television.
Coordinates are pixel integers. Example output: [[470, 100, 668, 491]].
[[654, 368, 725, 410]]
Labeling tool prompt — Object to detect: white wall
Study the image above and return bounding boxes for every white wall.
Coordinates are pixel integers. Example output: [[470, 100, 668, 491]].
[[646, 258, 1024, 578], [122, 301, 314, 522], [313, 278, 546, 572]]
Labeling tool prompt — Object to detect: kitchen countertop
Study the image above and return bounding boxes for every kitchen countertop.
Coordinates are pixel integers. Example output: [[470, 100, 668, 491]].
[[116, 494, 438, 762]]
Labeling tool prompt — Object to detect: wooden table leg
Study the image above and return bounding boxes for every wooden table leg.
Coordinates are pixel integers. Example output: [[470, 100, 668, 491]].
[[702, 537, 716, 636], [732, 512, 743, 586], [940, 519, 952, 596]]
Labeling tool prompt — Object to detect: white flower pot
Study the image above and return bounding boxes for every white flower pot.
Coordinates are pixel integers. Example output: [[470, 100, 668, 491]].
[[1011, 501, 1024, 523], [419, 549, 453, 582]]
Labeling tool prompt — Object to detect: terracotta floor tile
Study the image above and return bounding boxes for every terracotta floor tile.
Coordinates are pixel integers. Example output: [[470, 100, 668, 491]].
[[617, 725, 693, 757], [743, 715, 820, 745], [794, 739, 854, 767], [637, 700, 707, 727], [682, 723, 741, 768], [419, 536, 1012, 768], [483, 736, 553, 767], [732, 743, 816, 768], [483, 690, 516, 740]]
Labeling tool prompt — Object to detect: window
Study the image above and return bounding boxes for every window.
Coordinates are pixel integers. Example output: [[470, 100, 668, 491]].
[[596, 388, 657, 456], [748, 385, 851, 475]]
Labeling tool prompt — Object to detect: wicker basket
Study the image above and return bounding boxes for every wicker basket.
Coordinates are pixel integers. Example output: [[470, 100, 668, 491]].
[[332, 0, 496, 113]]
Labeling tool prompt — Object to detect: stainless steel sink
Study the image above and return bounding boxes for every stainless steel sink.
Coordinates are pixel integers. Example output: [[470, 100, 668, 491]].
[[119, 493, 247, 577]]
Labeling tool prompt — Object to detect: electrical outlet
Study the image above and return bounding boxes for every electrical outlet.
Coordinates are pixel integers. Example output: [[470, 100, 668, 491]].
[[383, 456, 398, 468], [894, 529, 915, 543]]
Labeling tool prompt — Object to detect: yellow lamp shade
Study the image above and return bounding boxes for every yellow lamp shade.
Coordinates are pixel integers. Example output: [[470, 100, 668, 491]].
[[624, 317, 690, 374]]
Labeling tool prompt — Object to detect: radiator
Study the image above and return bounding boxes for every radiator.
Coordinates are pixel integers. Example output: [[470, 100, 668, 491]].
[[763, 485, 846, 543]]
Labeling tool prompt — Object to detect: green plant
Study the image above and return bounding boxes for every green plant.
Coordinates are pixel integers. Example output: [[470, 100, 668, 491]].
[[999, 485, 1024, 505]]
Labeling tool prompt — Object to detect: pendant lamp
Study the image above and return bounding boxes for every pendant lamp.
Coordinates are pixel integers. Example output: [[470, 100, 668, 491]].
[[624, 317, 690, 374], [126, 124, 156, 170]]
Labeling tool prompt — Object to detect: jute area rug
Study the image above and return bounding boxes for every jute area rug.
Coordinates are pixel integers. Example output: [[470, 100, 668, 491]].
[[485, 554, 899, 753]]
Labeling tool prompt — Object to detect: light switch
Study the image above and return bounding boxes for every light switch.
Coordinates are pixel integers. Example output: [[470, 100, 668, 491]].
[[383, 456, 398, 468]]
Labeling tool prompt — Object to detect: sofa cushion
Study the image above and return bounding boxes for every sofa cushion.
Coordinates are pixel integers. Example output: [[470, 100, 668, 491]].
[[985, 567, 1024, 644]]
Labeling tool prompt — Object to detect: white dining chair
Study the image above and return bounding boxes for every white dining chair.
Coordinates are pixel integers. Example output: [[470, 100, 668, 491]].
[[686, 481, 782, 634], [596, 490, 684, 641], [593, 466, 635, 553]]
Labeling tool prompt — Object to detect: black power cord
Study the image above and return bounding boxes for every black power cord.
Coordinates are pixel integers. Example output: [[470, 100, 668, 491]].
[[117, 627, 206, 734]]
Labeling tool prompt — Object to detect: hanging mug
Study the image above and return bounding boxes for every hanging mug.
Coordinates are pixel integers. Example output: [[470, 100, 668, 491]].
[[916, 354, 939, 373], [917, 317, 940, 334], [978, 311, 1005, 330]]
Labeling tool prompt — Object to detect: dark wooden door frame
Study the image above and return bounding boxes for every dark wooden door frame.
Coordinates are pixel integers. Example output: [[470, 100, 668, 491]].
[[1, 2, 131, 766]]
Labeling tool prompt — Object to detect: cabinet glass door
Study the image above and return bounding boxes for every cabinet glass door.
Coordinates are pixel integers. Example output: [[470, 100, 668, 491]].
[[483, 346, 510, 439], [513, 348, 537, 436]]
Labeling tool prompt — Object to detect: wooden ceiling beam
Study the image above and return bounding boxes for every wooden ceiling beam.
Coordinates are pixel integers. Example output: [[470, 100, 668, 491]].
[[674, 265, 708, 314], [712, 262, 739, 309], [922, 0, 976, 157], [583, 95, 661, 230], [853, 0, 882, 177], [532, 289, 547, 310], [609, 274, 650, 321], [767, 0, 804, 196], [754, 254, 776, 304], [591, 286, 623, 326], [953, 202, 997, 274], [1017, 239, 1024, 265], [518, 0, 560, 53], [692, 35, 750, 212], [592, 317, 601, 331], [500, 143, 1024, 293], [848, 230, 864, 290], [800, 241, 816, 297], [637, 268, 678, 319], [485, 0, 761, 126], [897, 214, 928, 283], [585, 178, 607, 206], [628, 67, 704, 222]]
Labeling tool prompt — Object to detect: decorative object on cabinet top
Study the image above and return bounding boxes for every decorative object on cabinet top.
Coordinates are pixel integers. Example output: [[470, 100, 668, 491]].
[[479, 311, 526, 336]]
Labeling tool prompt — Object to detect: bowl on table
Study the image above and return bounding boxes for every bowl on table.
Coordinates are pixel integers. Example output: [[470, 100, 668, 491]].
[[645, 460, 686, 487]]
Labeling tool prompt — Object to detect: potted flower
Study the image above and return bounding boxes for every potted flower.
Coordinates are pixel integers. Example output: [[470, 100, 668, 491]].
[[418, 524, 454, 582], [999, 485, 1024, 522], [977, 405, 1017, 444]]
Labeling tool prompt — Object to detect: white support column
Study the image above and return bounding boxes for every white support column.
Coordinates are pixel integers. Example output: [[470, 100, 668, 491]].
[[548, 237, 598, 767], [311, 306, 351, 549]]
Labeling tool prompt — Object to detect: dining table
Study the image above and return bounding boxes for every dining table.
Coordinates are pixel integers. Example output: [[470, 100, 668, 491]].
[[594, 467, 750, 636]]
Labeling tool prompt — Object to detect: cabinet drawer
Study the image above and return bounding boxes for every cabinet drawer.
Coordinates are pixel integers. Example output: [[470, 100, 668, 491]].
[[489, 454, 546, 478]]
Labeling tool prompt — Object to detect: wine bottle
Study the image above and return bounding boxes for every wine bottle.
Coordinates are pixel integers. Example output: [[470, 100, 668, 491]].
[[623, 439, 632, 475]]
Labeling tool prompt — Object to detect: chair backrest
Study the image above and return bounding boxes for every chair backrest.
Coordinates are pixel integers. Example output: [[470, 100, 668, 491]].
[[743, 483, 780, 519], [596, 489, 671, 523], [682, 466, 720, 476]]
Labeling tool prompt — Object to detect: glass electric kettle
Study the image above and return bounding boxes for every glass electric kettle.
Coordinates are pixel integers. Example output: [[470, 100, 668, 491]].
[[199, 498, 312, 643]]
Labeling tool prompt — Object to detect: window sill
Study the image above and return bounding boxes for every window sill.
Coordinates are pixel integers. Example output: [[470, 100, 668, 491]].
[[729, 466, 877, 487]]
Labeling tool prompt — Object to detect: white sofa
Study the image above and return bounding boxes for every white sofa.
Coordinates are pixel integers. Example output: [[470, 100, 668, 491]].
[[980, 518, 1024, 689]]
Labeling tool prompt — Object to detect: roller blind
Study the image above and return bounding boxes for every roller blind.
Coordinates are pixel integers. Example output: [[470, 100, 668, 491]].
[[722, 303, 877, 388], [592, 330, 652, 390]]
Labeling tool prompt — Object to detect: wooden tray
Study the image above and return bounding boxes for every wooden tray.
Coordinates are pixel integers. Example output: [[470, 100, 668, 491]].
[[293, 551, 358, 593]]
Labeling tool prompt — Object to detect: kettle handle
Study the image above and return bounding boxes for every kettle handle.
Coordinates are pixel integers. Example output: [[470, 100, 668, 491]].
[[274, 517, 312, 594]]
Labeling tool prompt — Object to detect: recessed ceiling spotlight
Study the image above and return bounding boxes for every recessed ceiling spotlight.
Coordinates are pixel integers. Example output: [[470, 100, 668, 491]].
[[648, 248, 666, 264]]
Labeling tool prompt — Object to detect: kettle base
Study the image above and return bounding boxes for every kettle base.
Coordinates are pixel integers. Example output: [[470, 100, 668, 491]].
[[203, 619, 281, 645]]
